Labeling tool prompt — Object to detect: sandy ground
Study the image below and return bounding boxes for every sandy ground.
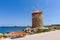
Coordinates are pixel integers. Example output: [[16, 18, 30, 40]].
[[1, 30, 60, 40], [0, 38, 11, 40]]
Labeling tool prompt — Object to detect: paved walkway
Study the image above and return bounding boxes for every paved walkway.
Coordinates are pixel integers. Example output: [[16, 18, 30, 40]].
[[13, 30, 60, 40]]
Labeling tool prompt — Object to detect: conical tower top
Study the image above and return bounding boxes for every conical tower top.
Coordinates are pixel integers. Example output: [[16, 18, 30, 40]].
[[34, 10, 40, 13], [32, 10, 43, 15]]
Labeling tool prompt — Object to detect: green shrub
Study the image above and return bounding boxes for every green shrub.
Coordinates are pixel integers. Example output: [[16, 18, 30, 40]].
[[34, 28, 52, 34], [34, 30, 42, 34], [43, 29, 50, 32], [56, 28, 60, 30]]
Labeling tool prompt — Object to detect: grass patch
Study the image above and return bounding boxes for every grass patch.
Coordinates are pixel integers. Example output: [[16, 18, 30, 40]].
[[34, 28, 51, 34], [35, 30, 41, 33], [43, 29, 50, 32]]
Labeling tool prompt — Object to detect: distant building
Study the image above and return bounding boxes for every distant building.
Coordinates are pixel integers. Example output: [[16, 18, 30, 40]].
[[32, 10, 43, 29]]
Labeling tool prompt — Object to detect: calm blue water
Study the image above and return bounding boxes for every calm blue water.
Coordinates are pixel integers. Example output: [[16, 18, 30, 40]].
[[0, 27, 27, 33], [0, 26, 48, 33]]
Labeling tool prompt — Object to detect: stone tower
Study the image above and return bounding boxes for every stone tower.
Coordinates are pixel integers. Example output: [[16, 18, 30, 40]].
[[32, 10, 43, 29]]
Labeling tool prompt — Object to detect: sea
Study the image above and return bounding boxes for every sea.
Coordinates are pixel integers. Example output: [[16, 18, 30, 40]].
[[0, 26, 48, 33]]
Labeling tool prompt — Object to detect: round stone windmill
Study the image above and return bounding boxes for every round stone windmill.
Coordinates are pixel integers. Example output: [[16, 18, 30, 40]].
[[32, 10, 43, 29]]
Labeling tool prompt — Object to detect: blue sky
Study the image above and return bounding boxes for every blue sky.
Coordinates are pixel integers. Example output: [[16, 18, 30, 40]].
[[0, 0, 60, 26]]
